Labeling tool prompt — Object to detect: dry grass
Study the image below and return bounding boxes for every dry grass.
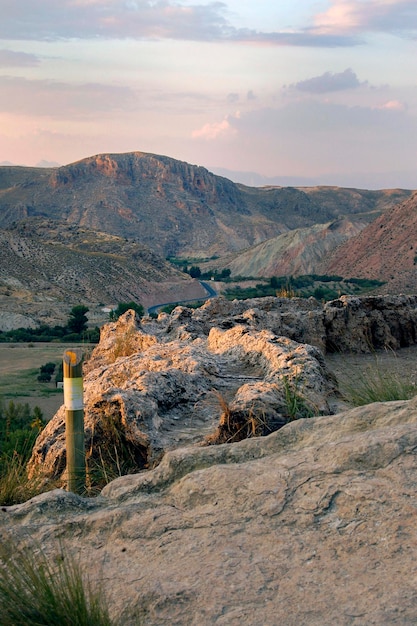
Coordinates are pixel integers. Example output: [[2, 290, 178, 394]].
[[109, 329, 138, 362], [204, 391, 285, 445], [325, 347, 417, 407]]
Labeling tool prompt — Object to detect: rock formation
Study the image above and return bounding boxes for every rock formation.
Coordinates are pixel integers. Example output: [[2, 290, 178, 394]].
[[27, 306, 336, 482], [3, 394, 417, 625], [27, 294, 417, 486]]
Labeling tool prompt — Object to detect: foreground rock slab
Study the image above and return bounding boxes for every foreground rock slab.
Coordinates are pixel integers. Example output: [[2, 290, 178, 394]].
[[4, 397, 417, 625]]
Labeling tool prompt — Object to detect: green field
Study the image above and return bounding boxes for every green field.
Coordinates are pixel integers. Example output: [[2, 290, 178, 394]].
[[0, 343, 93, 420]]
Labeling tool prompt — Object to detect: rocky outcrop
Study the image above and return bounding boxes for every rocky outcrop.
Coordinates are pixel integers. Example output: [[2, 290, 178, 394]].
[[27, 294, 417, 484], [27, 308, 336, 482], [4, 396, 417, 625], [161, 293, 417, 353]]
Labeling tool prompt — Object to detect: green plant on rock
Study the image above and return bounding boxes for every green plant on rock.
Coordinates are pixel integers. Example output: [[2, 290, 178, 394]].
[[281, 375, 317, 421]]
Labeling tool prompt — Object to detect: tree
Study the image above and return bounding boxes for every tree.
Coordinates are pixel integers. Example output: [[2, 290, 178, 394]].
[[189, 265, 201, 278], [67, 305, 89, 334], [110, 301, 144, 320]]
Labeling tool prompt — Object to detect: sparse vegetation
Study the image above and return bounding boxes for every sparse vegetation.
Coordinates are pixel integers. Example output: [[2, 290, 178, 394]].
[[86, 404, 147, 493], [281, 375, 318, 421], [109, 301, 144, 321], [0, 306, 100, 343], [340, 360, 417, 406], [0, 539, 119, 626], [0, 400, 50, 506], [109, 328, 138, 361], [223, 274, 385, 301]]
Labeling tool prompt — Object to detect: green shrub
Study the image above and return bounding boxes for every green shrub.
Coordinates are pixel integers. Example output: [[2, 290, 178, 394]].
[[0, 401, 48, 506]]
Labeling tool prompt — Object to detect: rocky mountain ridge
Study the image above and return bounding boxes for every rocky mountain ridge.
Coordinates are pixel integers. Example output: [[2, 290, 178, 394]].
[[0, 152, 411, 259], [0, 151, 415, 326]]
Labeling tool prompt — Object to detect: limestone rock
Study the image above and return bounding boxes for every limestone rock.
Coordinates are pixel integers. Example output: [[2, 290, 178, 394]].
[[28, 309, 336, 482], [27, 293, 417, 482], [4, 397, 417, 625]]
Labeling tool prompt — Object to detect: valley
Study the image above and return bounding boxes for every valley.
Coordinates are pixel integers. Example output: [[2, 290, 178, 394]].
[[0, 150, 415, 330]]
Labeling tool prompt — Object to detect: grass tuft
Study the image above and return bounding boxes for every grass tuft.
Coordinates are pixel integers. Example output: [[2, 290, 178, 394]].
[[0, 452, 50, 506], [341, 362, 417, 406], [281, 375, 317, 421], [0, 540, 117, 626]]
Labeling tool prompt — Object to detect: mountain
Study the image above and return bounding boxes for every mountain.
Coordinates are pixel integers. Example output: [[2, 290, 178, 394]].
[[0, 152, 411, 259], [0, 151, 415, 326], [322, 192, 417, 293]]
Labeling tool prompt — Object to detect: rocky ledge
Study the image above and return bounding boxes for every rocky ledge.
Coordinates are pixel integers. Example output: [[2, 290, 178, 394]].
[[2, 397, 417, 625]]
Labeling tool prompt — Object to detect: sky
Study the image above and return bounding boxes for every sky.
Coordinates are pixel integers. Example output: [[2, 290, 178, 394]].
[[0, 0, 417, 189]]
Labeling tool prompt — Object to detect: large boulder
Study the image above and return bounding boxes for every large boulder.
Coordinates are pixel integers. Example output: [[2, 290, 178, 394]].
[[27, 292, 417, 483]]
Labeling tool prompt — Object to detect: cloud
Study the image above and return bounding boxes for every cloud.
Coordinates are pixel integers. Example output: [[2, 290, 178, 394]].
[[0, 0, 234, 42], [291, 68, 365, 94], [313, 0, 417, 36], [196, 99, 417, 186], [0, 49, 40, 67], [227, 93, 239, 103], [192, 115, 238, 140], [0, 76, 136, 117], [0, 0, 376, 47], [375, 99, 407, 111], [216, 99, 413, 140]]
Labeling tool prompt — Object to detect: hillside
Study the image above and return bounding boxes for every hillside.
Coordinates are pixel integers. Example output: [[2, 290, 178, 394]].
[[0, 218, 204, 328], [0, 151, 415, 326], [323, 192, 417, 293], [217, 219, 365, 278]]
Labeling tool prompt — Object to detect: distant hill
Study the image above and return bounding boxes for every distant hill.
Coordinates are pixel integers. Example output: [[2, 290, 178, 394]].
[[219, 219, 366, 278], [322, 192, 417, 293], [0, 152, 411, 259], [0, 151, 415, 325]]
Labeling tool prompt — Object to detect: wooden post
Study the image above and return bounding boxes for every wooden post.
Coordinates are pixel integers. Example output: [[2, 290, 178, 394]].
[[63, 348, 85, 494]]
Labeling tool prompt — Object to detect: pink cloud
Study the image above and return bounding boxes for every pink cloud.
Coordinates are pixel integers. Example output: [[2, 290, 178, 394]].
[[313, 0, 417, 35], [192, 115, 238, 141], [376, 100, 407, 111]]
